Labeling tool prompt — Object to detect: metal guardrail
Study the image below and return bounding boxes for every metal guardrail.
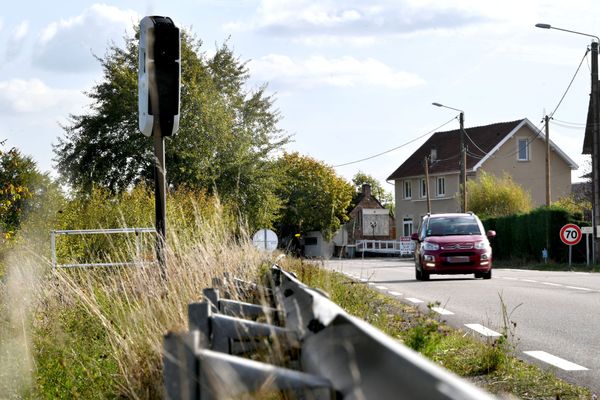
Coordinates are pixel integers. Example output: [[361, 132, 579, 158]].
[[51, 228, 156, 269], [163, 265, 496, 399]]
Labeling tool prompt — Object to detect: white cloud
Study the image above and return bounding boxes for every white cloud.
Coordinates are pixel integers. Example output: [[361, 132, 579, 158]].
[[34, 4, 139, 72], [0, 79, 84, 114], [224, 0, 487, 41], [5, 21, 29, 61], [249, 54, 425, 89]]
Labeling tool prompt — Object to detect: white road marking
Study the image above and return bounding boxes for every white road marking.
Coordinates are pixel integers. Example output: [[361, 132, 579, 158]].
[[502, 277, 519, 280], [464, 324, 502, 337], [431, 307, 454, 315], [406, 297, 424, 304], [375, 286, 388, 290], [541, 282, 562, 287], [388, 291, 402, 296], [360, 278, 368, 282], [565, 286, 593, 291], [523, 351, 588, 371], [522, 279, 538, 283]]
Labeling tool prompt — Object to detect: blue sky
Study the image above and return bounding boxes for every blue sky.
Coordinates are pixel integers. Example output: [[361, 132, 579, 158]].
[[1, 0, 599, 191]]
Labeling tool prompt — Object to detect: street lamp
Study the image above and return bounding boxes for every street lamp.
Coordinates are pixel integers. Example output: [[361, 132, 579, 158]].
[[432, 102, 467, 212], [536, 23, 599, 263]]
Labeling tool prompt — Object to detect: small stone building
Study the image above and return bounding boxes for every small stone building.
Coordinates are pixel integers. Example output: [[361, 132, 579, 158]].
[[345, 184, 396, 243]]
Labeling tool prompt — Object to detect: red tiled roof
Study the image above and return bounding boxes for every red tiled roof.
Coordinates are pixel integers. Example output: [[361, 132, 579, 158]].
[[387, 119, 525, 180]]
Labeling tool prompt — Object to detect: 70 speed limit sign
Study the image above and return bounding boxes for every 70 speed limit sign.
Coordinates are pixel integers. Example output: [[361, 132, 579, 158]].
[[560, 223, 582, 246]]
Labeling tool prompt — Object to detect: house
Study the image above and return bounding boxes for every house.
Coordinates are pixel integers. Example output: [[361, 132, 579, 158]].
[[345, 184, 396, 243], [387, 118, 578, 238], [302, 184, 396, 258]]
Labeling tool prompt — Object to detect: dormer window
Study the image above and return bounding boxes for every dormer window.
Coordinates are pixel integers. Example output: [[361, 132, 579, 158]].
[[430, 148, 437, 162]]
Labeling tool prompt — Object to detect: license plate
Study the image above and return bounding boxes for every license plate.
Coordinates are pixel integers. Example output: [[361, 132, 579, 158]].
[[447, 256, 469, 263]]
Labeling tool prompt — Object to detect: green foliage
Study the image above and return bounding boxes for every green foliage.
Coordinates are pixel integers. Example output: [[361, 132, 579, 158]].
[[274, 153, 354, 240], [0, 144, 65, 276], [33, 301, 119, 399], [0, 145, 35, 239], [553, 193, 590, 221], [54, 30, 288, 231], [466, 171, 532, 218], [482, 206, 586, 262], [52, 185, 228, 266]]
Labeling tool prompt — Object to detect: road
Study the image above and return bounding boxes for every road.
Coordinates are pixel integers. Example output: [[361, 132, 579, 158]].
[[321, 258, 600, 395]]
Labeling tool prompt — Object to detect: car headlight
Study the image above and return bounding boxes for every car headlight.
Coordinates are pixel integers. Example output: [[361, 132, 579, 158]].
[[422, 242, 440, 251], [475, 241, 488, 249]]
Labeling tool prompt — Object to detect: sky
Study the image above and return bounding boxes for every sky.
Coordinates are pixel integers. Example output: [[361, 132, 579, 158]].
[[1, 0, 599, 194]]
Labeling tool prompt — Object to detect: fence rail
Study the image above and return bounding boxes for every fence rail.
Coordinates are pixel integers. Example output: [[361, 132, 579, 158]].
[[356, 239, 415, 255], [163, 265, 495, 399], [51, 227, 156, 269]]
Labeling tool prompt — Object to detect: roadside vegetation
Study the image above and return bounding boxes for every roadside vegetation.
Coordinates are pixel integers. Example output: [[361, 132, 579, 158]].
[[282, 258, 592, 399]]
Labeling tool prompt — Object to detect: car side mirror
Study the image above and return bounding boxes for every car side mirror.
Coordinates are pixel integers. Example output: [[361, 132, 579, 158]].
[[487, 230, 496, 238], [410, 232, 419, 241]]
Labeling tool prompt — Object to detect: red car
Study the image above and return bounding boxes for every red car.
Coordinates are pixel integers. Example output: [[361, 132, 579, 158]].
[[411, 213, 496, 281]]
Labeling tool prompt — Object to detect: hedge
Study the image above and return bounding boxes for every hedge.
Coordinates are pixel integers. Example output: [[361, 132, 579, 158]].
[[481, 207, 588, 263]]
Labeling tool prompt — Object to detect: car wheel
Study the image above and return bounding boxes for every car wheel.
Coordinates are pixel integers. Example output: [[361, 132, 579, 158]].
[[415, 267, 422, 280], [422, 271, 430, 281], [474, 272, 482, 279], [482, 270, 492, 280]]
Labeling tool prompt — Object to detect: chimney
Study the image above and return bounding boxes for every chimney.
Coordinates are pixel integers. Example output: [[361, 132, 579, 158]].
[[362, 183, 372, 197], [430, 147, 437, 162]]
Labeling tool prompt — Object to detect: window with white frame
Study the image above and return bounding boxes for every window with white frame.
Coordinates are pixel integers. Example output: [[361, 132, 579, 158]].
[[403, 218, 413, 237], [436, 177, 445, 197], [403, 180, 412, 199], [517, 138, 529, 161], [420, 178, 427, 198]]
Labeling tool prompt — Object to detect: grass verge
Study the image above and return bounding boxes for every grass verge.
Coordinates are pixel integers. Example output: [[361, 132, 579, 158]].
[[279, 258, 592, 399]]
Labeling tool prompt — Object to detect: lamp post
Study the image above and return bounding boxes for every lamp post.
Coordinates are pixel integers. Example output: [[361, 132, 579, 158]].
[[536, 23, 599, 263], [432, 102, 467, 212]]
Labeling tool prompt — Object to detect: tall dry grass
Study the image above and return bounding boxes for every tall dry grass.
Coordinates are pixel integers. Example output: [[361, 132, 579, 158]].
[[1, 199, 275, 398]]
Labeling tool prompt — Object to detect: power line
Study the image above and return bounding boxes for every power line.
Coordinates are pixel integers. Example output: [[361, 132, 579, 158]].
[[549, 48, 589, 118], [332, 117, 457, 168]]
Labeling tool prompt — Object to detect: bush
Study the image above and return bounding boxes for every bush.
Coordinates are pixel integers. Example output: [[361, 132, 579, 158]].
[[482, 207, 587, 263]]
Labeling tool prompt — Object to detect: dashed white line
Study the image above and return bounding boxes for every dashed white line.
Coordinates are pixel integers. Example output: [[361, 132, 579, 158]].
[[464, 324, 502, 337], [565, 286, 593, 291], [367, 282, 375, 286], [523, 351, 588, 371], [502, 277, 519, 281], [388, 291, 402, 296], [406, 297, 424, 304], [375, 286, 388, 290], [360, 278, 368, 282], [431, 307, 454, 315], [522, 279, 538, 283]]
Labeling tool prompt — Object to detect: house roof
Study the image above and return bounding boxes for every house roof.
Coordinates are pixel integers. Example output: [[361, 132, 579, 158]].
[[387, 118, 578, 181]]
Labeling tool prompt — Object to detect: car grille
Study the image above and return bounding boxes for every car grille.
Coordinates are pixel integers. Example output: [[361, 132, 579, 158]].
[[441, 243, 474, 250]]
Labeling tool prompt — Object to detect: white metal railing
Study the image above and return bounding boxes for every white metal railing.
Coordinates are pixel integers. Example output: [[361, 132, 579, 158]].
[[356, 239, 415, 255], [51, 228, 157, 269]]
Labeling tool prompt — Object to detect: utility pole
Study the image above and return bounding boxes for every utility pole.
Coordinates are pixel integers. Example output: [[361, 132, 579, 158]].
[[424, 156, 431, 213], [544, 115, 551, 207], [592, 41, 599, 263], [459, 112, 467, 212]]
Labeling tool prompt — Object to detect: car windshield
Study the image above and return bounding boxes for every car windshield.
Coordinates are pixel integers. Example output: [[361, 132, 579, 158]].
[[426, 216, 482, 236]]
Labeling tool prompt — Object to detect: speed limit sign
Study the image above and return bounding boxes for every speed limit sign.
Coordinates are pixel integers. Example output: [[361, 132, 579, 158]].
[[560, 223, 582, 246]]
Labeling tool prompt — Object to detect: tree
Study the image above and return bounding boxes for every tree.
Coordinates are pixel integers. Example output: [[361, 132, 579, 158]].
[[54, 31, 289, 229], [466, 171, 532, 218], [274, 153, 354, 240], [0, 144, 36, 239], [351, 171, 394, 212]]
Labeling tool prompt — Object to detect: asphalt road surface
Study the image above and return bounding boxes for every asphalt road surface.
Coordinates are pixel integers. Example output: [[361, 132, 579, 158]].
[[321, 258, 600, 395]]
